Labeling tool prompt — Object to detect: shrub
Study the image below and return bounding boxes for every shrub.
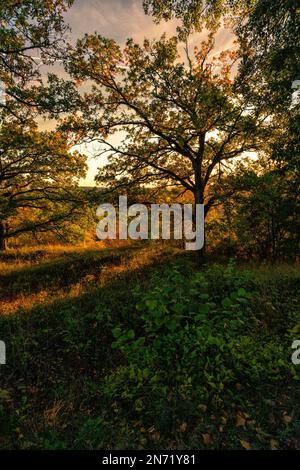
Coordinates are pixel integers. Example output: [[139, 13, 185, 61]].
[[102, 263, 294, 430]]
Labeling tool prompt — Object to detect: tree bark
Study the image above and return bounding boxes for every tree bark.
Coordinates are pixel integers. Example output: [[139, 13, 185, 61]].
[[193, 188, 206, 265]]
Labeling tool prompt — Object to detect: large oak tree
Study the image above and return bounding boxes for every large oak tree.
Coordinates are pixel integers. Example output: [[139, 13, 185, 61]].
[[64, 32, 270, 254], [0, 0, 87, 249]]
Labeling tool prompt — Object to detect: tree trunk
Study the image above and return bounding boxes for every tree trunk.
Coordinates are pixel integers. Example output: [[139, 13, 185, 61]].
[[193, 189, 206, 265], [0, 221, 7, 251]]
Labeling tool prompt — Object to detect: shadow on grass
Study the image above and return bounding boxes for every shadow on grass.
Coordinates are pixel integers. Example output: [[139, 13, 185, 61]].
[[0, 245, 194, 401], [0, 244, 144, 301]]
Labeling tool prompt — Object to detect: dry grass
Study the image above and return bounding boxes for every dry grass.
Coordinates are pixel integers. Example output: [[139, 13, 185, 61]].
[[0, 241, 181, 316]]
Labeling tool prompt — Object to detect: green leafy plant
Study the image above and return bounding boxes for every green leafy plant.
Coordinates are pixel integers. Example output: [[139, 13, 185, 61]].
[[102, 263, 294, 432]]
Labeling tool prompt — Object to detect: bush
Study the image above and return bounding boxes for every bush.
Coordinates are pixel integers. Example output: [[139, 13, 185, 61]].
[[102, 263, 294, 431]]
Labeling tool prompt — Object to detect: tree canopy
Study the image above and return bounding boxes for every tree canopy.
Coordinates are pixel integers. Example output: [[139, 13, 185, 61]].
[[64, 32, 270, 227], [0, 0, 87, 249]]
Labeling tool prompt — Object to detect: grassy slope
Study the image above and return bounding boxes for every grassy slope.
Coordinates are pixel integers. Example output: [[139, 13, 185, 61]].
[[0, 243, 299, 450]]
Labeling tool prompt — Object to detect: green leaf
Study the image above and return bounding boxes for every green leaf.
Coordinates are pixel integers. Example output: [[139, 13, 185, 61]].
[[127, 329, 135, 340], [112, 327, 122, 338], [222, 297, 232, 308], [237, 288, 247, 297]]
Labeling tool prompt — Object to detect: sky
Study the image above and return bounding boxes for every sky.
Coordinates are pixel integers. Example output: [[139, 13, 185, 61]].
[[61, 0, 234, 186]]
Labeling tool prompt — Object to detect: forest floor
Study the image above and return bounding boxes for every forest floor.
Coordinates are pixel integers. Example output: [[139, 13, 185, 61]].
[[0, 242, 299, 449]]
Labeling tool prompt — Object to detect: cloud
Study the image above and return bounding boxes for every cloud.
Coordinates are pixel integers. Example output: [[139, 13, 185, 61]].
[[65, 0, 179, 45]]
